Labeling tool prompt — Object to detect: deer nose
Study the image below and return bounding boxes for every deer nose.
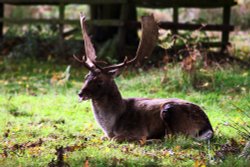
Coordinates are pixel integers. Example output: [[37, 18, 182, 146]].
[[78, 91, 83, 97]]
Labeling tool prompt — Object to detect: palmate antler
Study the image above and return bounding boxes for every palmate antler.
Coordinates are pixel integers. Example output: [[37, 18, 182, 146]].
[[76, 13, 158, 74], [73, 13, 97, 72], [101, 15, 158, 72]]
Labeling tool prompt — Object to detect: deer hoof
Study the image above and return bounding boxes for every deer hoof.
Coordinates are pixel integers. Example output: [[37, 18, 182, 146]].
[[111, 136, 125, 143]]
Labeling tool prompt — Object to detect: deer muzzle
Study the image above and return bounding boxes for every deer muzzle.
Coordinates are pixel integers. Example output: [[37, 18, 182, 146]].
[[78, 90, 90, 102]]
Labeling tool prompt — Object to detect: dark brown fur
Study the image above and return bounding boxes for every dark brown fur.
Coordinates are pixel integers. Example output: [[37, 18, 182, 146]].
[[79, 72, 214, 142], [77, 14, 213, 142]]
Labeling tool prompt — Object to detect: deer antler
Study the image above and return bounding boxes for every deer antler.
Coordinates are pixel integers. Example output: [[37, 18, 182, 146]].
[[101, 15, 158, 72], [76, 13, 158, 74], [75, 13, 98, 71]]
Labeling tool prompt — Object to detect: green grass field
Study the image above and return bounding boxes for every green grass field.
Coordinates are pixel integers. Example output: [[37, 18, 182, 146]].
[[0, 59, 249, 167]]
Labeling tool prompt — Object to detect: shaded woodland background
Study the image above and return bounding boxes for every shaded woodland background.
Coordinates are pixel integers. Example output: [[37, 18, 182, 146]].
[[0, 0, 250, 65]]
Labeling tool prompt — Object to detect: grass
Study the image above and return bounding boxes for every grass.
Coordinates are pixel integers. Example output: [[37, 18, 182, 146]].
[[0, 59, 249, 167]]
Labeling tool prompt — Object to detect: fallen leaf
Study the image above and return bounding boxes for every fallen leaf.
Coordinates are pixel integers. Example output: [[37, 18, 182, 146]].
[[84, 157, 89, 167]]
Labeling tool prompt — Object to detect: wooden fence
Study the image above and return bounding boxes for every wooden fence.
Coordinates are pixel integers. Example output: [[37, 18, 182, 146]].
[[0, 0, 237, 50]]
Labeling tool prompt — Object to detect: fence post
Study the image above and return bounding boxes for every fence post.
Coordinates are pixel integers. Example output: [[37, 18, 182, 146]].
[[0, 3, 3, 38], [117, 3, 128, 61], [172, 7, 178, 35], [222, 6, 231, 51], [58, 2, 65, 54]]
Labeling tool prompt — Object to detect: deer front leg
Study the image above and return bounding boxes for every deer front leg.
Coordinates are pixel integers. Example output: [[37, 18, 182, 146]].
[[111, 135, 147, 145], [100, 132, 115, 141]]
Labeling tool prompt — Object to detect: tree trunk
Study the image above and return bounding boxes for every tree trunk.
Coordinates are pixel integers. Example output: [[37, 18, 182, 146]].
[[0, 3, 3, 38]]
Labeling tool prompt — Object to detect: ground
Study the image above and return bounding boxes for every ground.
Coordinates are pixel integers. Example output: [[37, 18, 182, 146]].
[[0, 59, 249, 167]]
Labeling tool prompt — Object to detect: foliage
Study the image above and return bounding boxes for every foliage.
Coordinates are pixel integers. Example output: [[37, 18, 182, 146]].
[[1, 24, 83, 62], [227, 105, 250, 141], [0, 58, 249, 166], [231, 0, 250, 30]]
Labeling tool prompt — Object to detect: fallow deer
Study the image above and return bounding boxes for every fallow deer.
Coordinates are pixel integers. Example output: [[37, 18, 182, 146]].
[[76, 13, 213, 143]]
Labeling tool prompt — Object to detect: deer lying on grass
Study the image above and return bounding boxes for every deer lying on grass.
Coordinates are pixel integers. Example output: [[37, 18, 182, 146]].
[[76, 13, 213, 143]]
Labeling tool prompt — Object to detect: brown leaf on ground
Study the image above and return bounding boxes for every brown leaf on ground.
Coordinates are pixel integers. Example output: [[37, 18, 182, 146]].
[[84, 157, 89, 167], [3, 129, 10, 138], [0, 149, 8, 158], [64, 143, 86, 152], [7, 138, 43, 152], [215, 138, 241, 159], [181, 51, 197, 73], [48, 146, 70, 167]]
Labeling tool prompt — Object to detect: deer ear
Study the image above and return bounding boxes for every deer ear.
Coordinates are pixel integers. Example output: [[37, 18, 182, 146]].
[[108, 68, 123, 78]]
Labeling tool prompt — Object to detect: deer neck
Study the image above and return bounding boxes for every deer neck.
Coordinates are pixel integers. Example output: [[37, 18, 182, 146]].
[[92, 85, 125, 112], [91, 80, 125, 137]]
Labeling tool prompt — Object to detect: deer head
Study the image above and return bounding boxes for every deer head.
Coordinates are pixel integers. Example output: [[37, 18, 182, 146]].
[[76, 13, 158, 102]]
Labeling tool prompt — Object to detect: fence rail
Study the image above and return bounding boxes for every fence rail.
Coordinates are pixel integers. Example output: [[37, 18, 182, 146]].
[[0, 0, 237, 51]]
